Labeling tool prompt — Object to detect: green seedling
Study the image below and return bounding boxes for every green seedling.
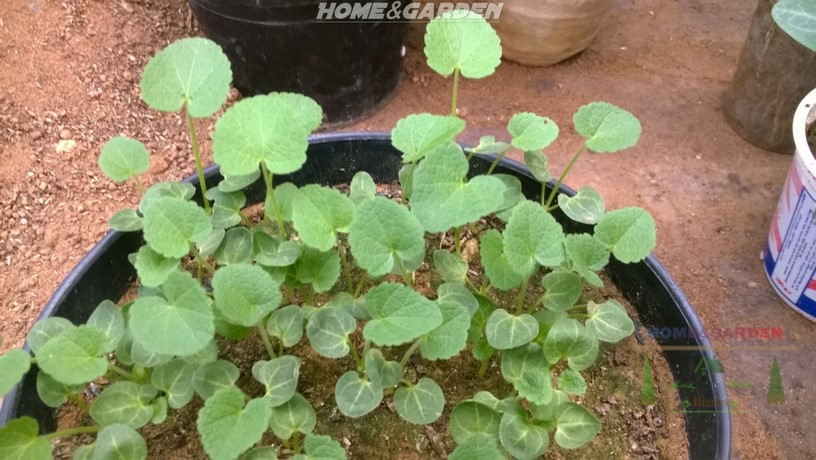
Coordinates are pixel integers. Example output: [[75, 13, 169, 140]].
[[0, 9, 657, 460]]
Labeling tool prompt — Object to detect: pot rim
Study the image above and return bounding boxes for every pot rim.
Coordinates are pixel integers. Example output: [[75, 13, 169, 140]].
[[793, 87, 816, 171]]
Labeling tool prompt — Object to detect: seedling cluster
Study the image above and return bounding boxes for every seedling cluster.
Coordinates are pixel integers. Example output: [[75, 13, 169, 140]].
[[0, 10, 655, 460]]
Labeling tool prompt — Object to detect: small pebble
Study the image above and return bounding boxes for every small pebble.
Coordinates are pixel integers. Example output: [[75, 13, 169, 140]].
[[59, 129, 71, 139]]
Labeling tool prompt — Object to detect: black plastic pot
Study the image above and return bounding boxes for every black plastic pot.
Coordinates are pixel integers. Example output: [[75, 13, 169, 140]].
[[187, 0, 407, 128], [0, 134, 730, 459]]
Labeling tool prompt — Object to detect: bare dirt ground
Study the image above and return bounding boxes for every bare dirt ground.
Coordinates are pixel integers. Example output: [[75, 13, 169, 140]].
[[0, 0, 813, 458]]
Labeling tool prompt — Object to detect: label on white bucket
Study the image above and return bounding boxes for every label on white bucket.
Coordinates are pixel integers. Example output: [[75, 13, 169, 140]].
[[763, 153, 816, 320]]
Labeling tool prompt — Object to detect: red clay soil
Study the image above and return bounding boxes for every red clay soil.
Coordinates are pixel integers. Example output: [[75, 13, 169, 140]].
[[0, 0, 812, 458]]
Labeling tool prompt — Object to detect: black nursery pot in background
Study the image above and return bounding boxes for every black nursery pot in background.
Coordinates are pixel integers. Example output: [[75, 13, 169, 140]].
[[187, 0, 407, 128], [0, 134, 731, 459]]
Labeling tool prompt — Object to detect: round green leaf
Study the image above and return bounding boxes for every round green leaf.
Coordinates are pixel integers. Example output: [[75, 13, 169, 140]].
[[363, 348, 403, 389], [198, 228, 226, 258], [300, 434, 346, 460], [140, 37, 232, 118], [35, 325, 108, 385], [508, 113, 559, 152], [362, 283, 442, 346], [108, 208, 143, 232], [36, 371, 83, 408], [479, 229, 524, 290], [26, 316, 73, 353], [349, 196, 425, 277], [193, 360, 240, 400], [218, 170, 261, 193], [420, 302, 469, 360], [295, 247, 341, 293], [466, 135, 510, 155], [151, 397, 168, 424], [499, 401, 550, 459], [98, 137, 150, 183], [87, 300, 125, 353], [207, 188, 246, 230], [514, 369, 553, 405], [500, 343, 545, 382], [438, 282, 478, 317], [241, 446, 279, 460], [557, 187, 605, 225], [267, 305, 304, 348], [573, 102, 641, 153], [557, 368, 587, 396], [529, 389, 569, 421], [335, 371, 383, 418], [292, 185, 355, 251], [349, 171, 377, 205], [593, 207, 656, 263], [563, 233, 609, 287], [0, 349, 30, 397], [523, 150, 551, 183], [554, 403, 601, 449], [493, 173, 525, 218], [450, 401, 501, 444], [306, 307, 356, 358], [93, 423, 148, 460], [212, 93, 322, 176], [268, 392, 316, 440], [90, 382, 154, 428], [449, 434, 504, 460], [214, 227, 254, 266], [198, 386, 272, 460], [391, 113, 466, 163], [138, 181, 196, 215], [541, 271, 582, 312], [543, 319, 597, 367], [0, 417, 51, 460], [394, 377, 445, 424], [503, 200, 565, 271], [133, 245, 180, 288], [585, 299, 635, 343], [424, 9, 502, 78], [773, 0, 816, 52], [253, 232, 301, 267], [151, 358, 196, 409], [325, 292, 369, 320], [129, 270, 214, 357], [485, 309, 539, 350], [213, 263, 281, 327], [143, 196, 212, 258], [433, 250, 468, 284], [252, 356, 301, 407]]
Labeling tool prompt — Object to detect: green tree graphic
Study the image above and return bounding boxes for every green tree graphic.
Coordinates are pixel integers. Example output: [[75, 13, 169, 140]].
[[767, 358, 785, 404]]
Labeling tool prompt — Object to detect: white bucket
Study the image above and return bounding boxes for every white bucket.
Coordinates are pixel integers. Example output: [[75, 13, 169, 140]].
[[763, 87, 816, 322]]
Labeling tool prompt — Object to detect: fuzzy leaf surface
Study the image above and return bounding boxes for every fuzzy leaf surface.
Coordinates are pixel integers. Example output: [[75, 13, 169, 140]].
[[448, 434, 504, 460], [0, 417, 51, 460], [585, 300, 634, 343], [193, 360, 240, 400], [508, 113, 559, 151], [87, 300, 125, 352], [214, 227, 254, 266], [541, 271, 582, 312], [252, 356, 300, 407], [558, 187, 605, 225], [503, 200, 565, 271], [573, 102, 641, 153], [391, 113, 465, 163], [420, 301, 470, 360], [557, 368, 587, 396], [306, 307, 356, 358], [143, 196, 211, 258], [554, 403, 601, 449], [36, 325, 108, 385], [109, 208, 143, 232], [98, 137, 150, 183], [450, 401, 501, 444], [197, 386, 271, 460], [394, 377, 445, 424], [296, 434, 347, 460], [151, 358, 195, 409], [0, 349, 30, 397], [485, 309, 538, 350], [292, 185, 355, 251], [593, 207, 656, 263], [334, 371, 383, 418], [133, 245, 179, 288], [424, 10, 502, 78], [213, 263, 281, 327], [564, 233, 609, 287], [363, 283, 442, 346], [90, 381, 154, 428], [296, 247, 341, 293]]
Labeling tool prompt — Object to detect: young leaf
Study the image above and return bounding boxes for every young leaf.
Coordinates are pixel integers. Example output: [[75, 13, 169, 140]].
[[543, 319, 597, 368], [214, 227, 254, 265], [305, 307, 356, 358], [198, 228, 226, 258], [90, 381, 154, 428], [130, 270, 214, 356], [87, 299, 125, 352], [363, 348, 403, 389], [557, 368, 587, 396], [468, 294, 496, 341], [593, 207, 656, 263], [557, 187, 605, 225], [349, 171, 377, 205], [479, 229, 524, 290], [472, 337, 494, 361], [126, 331, 174, 368], [420, 301, 470, 360], [241, 446, 279, 460], [449, 434, 504, 460], [267, 305, 304, 348], [140, 37, 231, 118], [432, 250, 468, 284], [94, 424, 147, 460], [585, 300, 635, 343], [573, 102, 641, 153], [151, 358, 196, 409], [151, 397, 168, 424], [391, 113, 466, 163], [508, 113, 559, 152], [36, 371, 83, 408], [138, 181, 196, 215], [133, 245, 180, 288], [325, 292, 368, 320], [295, 247, 341, 293], [98, 136, 150, 183], [500, 343, 546, 382], [0, 417, 51, 460], [523, 150, 551, 183], [485, 309, 539, 350], [183, 339, 219, 367], [297, 435, 347, 460], [0, 349, 30, 397], [394, 377, 445, 424], [213, 263, 282, 327], [554, 403, 601, 449], [252, 356, 301, 407], [563, 233, 609, 287], [197, 386, 272, 460], [493, 174, 525, 219], [773, 0, 816, 52], [424, 9, 502, 79], [26, 316, 73, 353], [529, 389, 569, 421], [193, 360, 240, 400], [143, 196, 212, 258], [514, 369, 553, 405], [268, 393, 316, 440], [212, 93, 322, 176], [450, 401, 501, 444], [499, 401, 550, 459], [410, 143, 506, 233], [207, 188, 247, 229], [292, 185, 355, 251], [335, 371, 383, 418], [266, 182, 299, 222], [363, 283, 442, 346], [465, 135, 510, 155], [540, 271, 582, 312], [348, 196, 425, 277], [503, 200, 565, 272], [218, 170, 261, 193], [108, 208, 143, 232], [438, 282, 479, 317], [253, 232, 301, 267], [35, 325, 108, 385], [470, 391, 507, 413], [215, 313, 252, 341]]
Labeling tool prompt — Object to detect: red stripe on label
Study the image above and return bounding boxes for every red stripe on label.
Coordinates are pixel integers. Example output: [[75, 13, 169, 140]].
[[791, 165, 804, 195], [808, 279, 816, 292], [772, 218, 783, 253]]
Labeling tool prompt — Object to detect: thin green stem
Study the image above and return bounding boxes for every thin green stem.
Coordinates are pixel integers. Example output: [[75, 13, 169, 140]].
[[567, 303, 588, 311], [261, 163, 287, 240], [403, 161, 417, 203], [454, 227, 462, 255], [68, 394, 90, 414], [396, 258, 413, 288], [362, 340, 371, 363], [477, 358, 489, 379], [400, 339, 422, 368], [43, 425, 99, 440], [278, 338, 285, 357], [108, 363, 139, 382], [293, 431, 301, 454], [570, 313, 592, 319], [546, 204, 560, 212], [353, 272, 369, 298], [466, 149, 476, 162], [257, 323, 276, 359], [348, 338, 363, 371], [304, 287, 315, 306], [131, 174, 146, 194], [541, 181, 548, 208], [515, 276, 530, 315], [486, 145, 512, 175], [545, 145, 587, 209], [465, 276, 479, 293], [451, 67, 461, 116], [239, 211, 254, 228], [185, 109, 211, 214], [339, 244, 354, 293]]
